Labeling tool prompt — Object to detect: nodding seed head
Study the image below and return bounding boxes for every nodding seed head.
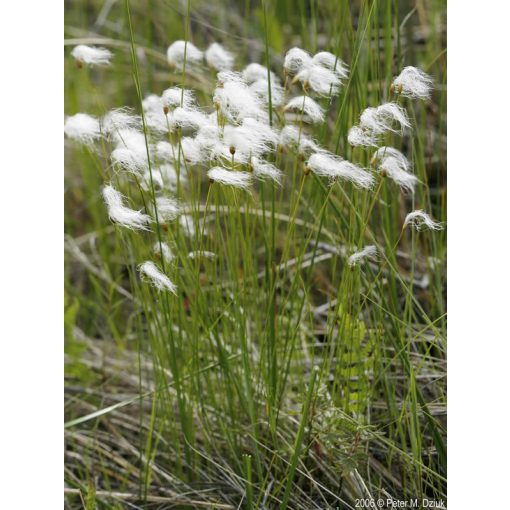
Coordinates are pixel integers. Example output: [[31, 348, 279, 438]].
[[348, 245, 378, 267], [101, 185, 152, 231], [229, 145, 236, 155], [163, 105, 169, 115], [304, 165, 311, 176], [392, 67, 433, 99], [284, 96, 324, 123], [71, 45, 113, 66], [306, 152, 375, 189], [207, 167, 252, 189], [205, 43, 234, 72], [404, 210, 443, 231], [138, 261, 177, 294]]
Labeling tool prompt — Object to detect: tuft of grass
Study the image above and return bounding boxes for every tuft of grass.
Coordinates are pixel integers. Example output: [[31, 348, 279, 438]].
[[65, 1, 446, 509]]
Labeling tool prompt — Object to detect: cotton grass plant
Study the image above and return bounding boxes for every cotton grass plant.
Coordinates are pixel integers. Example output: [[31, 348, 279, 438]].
[[64, 1, 447, 508]]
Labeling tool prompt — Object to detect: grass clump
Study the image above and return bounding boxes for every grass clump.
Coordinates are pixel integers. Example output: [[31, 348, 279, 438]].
[[65, 1, 446, 508]]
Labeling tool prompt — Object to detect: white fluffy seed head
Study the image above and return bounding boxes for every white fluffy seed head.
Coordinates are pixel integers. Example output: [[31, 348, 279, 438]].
[[161, 87, 196, 110], [306, 152, 344, 178], [64, 113, 102, 144], [249, 78, 284, 106], [102, 108, 141, 136], [312, 52, 349, 79], [141, 169, 164, 191], [392, 66, 433, 100], [347, 126, 379, 147], [404, 210, 443, 231], [284, 96, 324, 123], [142, 94, 163, 112], [180, 136, 207, 165], [209, 140, 244, 165], [307, 152, 374, 189], [239, 118, 279, 150], [110, 128, 150, 175], [153, 242, 175, 263], [166, 40, 203, 68], [155, 196, 181, 223], [205, 43, 234, 71], [142, 95, 169, 134], [335, 160, 375, 189], [246, 117, 279, 140], [376, 102, 411, 132], [372, 147, 417, 194], [348, 245, 378, 267], [188, 250, 216, 260], [284, 47, 312, 75], [285, 49, 347, 96], [138, 261, 177, 294], [296, 65, 341, 96], [213, 75, 266, 124], [372, 147, 410, 170], [71, 45, 112, 66], [383, 165, 418, 194], [207, 167, 253, 189], [155, 141, 176, 162], [360, 102, 410, 135], [279, 125, 321, 154], [359, 107, 382, 133], [251, 157, 283, 185], [216, 70, 244, 86], [195, 126, 223, 161], [167, 106, 209, 133], [111, 127, 146, 149], [210, 119, 277, 164], [111, 146, 149, 175], [102, 185, 152, 231], [242, 63, 277, 84]]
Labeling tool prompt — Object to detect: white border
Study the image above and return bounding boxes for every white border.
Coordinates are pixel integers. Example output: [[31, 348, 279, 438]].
[[448, 1, 510, 508], [0, 1, 62, 508]]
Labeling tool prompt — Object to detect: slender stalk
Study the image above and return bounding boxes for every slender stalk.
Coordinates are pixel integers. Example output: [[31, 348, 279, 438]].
[[280, 367, 319, 510]]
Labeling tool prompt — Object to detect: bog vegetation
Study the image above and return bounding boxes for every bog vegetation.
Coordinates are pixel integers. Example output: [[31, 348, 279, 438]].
[[64, 0, 446, 508]]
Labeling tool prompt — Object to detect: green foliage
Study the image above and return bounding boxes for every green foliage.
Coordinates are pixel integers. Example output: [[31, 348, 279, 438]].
[[85, 481, 96, 510]]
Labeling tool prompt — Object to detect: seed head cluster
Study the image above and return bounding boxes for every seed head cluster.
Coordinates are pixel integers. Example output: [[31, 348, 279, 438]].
[[65, 41, 442, 293]]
